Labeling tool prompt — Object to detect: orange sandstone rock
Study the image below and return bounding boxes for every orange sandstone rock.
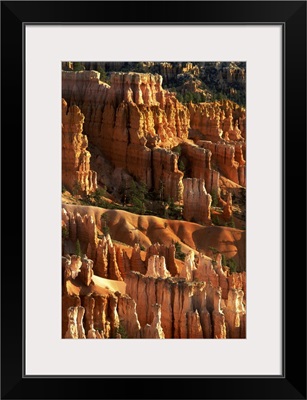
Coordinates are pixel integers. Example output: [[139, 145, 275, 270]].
[[62, 71, 190, 200], [142, 304, 165, 339], [62, 99, 97, 194], [183, 178, 212, 225]]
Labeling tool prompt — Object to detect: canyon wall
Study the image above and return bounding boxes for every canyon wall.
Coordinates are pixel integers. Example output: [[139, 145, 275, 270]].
[[62, 207, 246, 339], [62, 71, 190, 201], [197, 140, 246, 186], [62, 71, 246, 200], [188, 100, 245, 143], [183, 178, 212, 224]]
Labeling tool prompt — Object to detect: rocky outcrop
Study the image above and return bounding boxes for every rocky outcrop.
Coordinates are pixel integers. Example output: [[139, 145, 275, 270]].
[[62, 208, 125, 280], [178, 250, 196, 281], [228, 271, 246, 303], [180, 142, 220, 195], [152, 148, 184, 202], [187, 310, 204, 338], [62, 295, 81, 337], [62, 207, 98, 259], [219, 63, 246, 84], [62, 99, 97, 194], [126, 243, 144, 274], [224, 288, 246, 338], [212, 288, 227, 339], [183, 178, 212, 225], [65, 306, 86, 339], [62, 71, 190, 201], [145, 255, 171, 279], [145, 243, 179, 276], [62, 63, 247, 340], [63, 206, 199, 282], [188, 100, 245, 143], [79, 61, 189, 86], [142, 304, 165, 339], [124, 271, 244, 339], [62, 255, 81, 282], [62, 70, 109, 113], [188, 102, 224, 142], [198, 140, 246, 187], [214, 254, 229, 300], [79, 255, 94, 286], [222, 192, 233, 221], [186, 100, 246, 186], [194, 253, 220, 287], [62, 251, 246, 339], [127, 273, 229, 338], [117, 294, 141, 338]]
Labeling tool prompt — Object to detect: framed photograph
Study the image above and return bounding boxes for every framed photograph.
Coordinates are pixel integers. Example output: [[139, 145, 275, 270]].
[[1, 1, 306, 399]]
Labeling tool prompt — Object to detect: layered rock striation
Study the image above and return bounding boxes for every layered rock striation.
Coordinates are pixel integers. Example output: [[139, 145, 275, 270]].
[[62, 99, 97, 194], [183, 178, 212, 225], [62, 71, 190, 201], [197, 140, 246, 187], [62, 207, 246, 339]]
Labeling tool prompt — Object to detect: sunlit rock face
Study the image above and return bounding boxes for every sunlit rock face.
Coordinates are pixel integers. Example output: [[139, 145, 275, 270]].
[[62, 99, 97, 194], [62, 71, 190, 201]]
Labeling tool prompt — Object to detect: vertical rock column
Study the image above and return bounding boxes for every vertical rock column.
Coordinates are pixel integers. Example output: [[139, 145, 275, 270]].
[[183, 178, 212, 224], [62, 99, 97, 194]]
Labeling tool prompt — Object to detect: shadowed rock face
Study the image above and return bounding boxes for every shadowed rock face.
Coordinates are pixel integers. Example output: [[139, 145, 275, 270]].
[[197, 140, 246, 187]]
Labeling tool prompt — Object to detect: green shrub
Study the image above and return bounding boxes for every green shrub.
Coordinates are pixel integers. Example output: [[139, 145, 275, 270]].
[[226, 258, 237, 274], [226, 217, 236, 228], [208, 246, 219, 255], [72, 181, 82, 195], [73, 62, 85, 71], [101, 214, 110, 236], [117, 323, 128, 339], [174, 242, 185, 261], [123, 180, 148, 214], [178, 159, 186, 173], [211, 190, 218, 207], [167, 198, 183, 220], [102, 225, 110, 236], [75, 239, 82, 257], [212, 215, 221, 226], [62, 226, 69, 240], [172, 145, 182, 156], [97, 66, 110, 84]]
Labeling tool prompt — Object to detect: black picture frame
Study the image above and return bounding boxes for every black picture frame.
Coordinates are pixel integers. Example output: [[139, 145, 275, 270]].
[[1, 1, 306, 399]]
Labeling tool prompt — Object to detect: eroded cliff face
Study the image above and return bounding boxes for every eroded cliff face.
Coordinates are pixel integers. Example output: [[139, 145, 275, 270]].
[[198, 140, 246, 187], [62, 67, 246, 340], [183, 178, 212, 225], [180, 142, 220, 194], [62, 207, 246, 339], [62, 99, 97, 194], [62, 71, 246, 202], [188, 101, 246, 187], [190, 100, 245, 138], [62, 71, 190, 201], [125, 267, 245, 339]]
